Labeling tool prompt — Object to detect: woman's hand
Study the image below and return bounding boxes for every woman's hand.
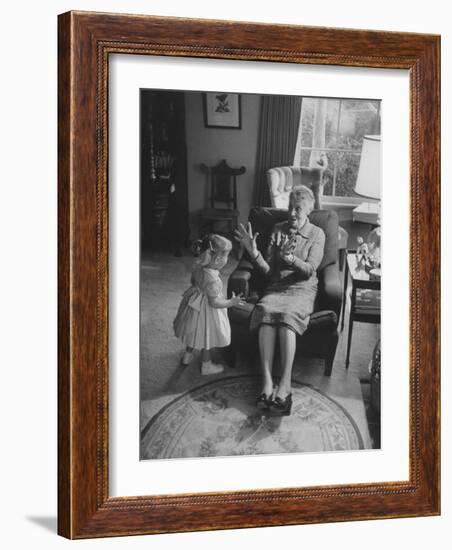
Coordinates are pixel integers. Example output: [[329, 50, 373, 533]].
[[234, 223, 259, 257], [279, 235, 296, 264]]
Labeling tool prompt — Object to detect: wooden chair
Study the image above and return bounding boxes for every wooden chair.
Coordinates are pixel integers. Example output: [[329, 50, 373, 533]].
[[200, 160, 246, 250]]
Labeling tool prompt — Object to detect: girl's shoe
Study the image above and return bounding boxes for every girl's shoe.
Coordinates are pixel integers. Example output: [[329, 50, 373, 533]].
[[201, 361, 224, 375], [269, 393, 293, 416]]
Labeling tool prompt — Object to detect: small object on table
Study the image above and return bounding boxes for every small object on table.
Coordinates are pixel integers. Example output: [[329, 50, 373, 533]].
[[355, 227, 381, 272], [355, 238, 372, 271]]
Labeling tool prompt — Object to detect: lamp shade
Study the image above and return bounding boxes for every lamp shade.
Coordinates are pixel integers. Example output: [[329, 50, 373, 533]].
[[354, 135, 381, 199]]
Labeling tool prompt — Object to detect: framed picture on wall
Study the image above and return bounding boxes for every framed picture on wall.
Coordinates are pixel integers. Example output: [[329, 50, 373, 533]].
[[58, 11, 440, 540], [204, 92, 242, 128]]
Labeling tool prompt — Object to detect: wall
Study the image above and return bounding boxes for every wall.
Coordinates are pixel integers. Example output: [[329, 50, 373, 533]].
[[1, 1, 450, 550], [184, 91, 261, 238]]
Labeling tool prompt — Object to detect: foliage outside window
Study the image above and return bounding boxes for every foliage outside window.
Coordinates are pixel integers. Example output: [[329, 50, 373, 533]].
[[294, 97, 381, 200]]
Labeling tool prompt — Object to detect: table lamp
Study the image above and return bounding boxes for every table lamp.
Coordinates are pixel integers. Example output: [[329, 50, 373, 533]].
[[352, 135, 381, 224], [353, 135, 381, 275]]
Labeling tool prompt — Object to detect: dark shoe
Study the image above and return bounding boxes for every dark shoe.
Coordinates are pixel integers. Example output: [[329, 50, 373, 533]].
[[256, 393, 272, 411], [269, 393, 293, 416]]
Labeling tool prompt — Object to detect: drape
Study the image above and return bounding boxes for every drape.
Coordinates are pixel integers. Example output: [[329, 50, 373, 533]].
[[253, 95, 302, 206]]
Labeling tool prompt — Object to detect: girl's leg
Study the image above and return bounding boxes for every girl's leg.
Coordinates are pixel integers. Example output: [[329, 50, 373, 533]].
[[258, 324, 277, 396], [201, 349, 210, 362], [181, 346, 194, 366], [277, 326, 296, 398]]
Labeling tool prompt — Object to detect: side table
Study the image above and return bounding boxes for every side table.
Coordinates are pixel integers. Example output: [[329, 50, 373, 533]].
[[341, 251, 381, 369]]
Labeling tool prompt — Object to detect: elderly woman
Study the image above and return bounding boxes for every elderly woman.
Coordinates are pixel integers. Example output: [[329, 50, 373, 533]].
[[235, 185, 325, 415]]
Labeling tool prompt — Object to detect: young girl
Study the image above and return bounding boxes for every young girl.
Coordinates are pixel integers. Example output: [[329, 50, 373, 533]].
[[173, 234, 244, 375]]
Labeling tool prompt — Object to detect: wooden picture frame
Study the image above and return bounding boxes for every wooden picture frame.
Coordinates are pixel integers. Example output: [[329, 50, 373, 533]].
[[203, 92, 242, 128], [58, 11, 440, 539]]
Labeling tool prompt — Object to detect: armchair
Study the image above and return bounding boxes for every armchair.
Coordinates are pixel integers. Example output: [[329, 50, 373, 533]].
[[227, 207, 342, 376], [267, 165, 324, 209]]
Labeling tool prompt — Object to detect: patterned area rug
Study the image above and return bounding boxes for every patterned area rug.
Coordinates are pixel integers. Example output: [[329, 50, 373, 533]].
[[141, 375, 363, 459]]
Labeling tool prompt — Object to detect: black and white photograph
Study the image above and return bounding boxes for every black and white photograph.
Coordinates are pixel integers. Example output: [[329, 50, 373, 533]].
[[139, 90, 382, 460]]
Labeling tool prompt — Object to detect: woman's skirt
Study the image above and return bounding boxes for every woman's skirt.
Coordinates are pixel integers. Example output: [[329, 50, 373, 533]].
[[249, 275, 318, 336]]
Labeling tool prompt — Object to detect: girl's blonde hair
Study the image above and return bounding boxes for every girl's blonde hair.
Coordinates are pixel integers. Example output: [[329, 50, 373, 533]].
[[192, 234, 232, 266]]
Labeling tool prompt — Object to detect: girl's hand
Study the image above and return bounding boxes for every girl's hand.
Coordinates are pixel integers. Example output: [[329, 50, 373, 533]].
[[229, 292, 245, 307], [234, 223, 259, 257]]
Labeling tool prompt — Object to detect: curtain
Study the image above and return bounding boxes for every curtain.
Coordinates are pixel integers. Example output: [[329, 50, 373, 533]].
[[253, 95, 302, 206]]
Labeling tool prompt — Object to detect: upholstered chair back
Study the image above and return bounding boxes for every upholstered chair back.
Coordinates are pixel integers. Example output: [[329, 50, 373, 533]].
[[266, 166, 324, 209]]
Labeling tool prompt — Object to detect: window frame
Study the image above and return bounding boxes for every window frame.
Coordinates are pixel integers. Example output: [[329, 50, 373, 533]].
[[297, 97, 381, 206]]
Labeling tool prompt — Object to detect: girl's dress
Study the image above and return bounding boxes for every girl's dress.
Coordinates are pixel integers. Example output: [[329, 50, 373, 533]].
[[173, 265, 231, 350]]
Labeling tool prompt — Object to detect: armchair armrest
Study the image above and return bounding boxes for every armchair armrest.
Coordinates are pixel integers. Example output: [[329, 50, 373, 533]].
[[227, 270, 252, 298], [317, 263, 342, 319], [227, 253, 261, 298]]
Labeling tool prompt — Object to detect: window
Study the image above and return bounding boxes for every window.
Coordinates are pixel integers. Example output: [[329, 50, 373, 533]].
[[294, 97, 381, 201]]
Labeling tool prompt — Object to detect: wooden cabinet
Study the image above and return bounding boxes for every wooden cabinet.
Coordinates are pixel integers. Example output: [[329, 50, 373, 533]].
[[140, 90, 189, 254]]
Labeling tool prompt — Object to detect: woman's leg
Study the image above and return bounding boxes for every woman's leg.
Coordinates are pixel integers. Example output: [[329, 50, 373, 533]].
[[258, 324, 277, 396], [201, 349, 211, 363], [277, 326, 296, 398]]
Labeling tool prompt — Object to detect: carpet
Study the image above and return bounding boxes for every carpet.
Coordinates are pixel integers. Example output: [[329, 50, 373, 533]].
[[141, 374, 363, 460]]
